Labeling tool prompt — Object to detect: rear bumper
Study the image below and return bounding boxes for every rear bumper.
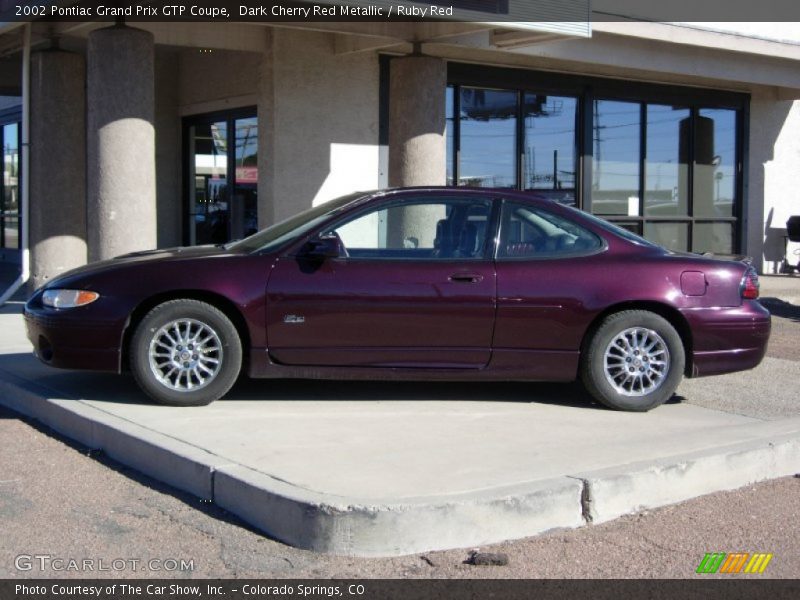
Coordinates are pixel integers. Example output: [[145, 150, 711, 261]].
[[24, 307, 123, 373], [682, 301, 771, 377]]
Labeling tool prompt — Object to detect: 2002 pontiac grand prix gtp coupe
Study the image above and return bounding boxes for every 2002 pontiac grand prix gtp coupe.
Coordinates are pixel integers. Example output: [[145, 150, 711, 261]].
[[24, 188, 770, 411]]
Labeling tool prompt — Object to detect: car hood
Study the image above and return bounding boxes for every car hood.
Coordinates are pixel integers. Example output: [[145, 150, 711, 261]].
[[41, 245, 236, 290]]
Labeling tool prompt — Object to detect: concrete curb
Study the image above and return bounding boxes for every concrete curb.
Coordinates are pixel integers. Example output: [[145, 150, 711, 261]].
[[573, 434, 800, 525], [1, 365, 799, 556], [214, 465, 585, 557]]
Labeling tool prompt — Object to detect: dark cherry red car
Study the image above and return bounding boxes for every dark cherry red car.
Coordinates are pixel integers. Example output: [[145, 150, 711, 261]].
[[24, 188, 770, 411]]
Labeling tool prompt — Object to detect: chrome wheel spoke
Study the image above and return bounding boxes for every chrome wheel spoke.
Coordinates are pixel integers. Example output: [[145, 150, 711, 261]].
[[148, 318, 223, 393], [603, 327, 670, 397]]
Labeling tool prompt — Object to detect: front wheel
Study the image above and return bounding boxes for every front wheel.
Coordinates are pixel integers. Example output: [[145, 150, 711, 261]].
[[130, 299, 242, 406], [581, 310, 685, 412]]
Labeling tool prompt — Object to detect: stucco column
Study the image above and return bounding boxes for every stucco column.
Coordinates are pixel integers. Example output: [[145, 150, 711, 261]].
[[29, 49, 87, 290], [388, 55, 446, 187], [388, 55, 447, 246], [87, 24, 156, 262]]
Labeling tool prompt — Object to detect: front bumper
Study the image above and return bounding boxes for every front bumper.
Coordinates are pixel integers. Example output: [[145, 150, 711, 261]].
[[682, 301, 771, 377], [24, 304, 125, 373]]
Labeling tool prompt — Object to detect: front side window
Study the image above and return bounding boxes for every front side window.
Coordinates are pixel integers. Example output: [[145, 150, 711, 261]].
[[329, 197, 492, 260], [227, 192, 367, 253], [498, 202, 603, 259]]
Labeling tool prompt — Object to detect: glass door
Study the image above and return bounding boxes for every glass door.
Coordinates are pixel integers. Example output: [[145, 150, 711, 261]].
[[184, 109, 257, 246], [188, 120, 228, 245], [1, 122, 20, 254]]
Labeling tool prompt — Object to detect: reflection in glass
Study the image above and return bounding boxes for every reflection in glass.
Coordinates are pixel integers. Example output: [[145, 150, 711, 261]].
[[233, 117, 258, 240], [592, 100, 641, 216], [523, 94, 577, 205], [695, 108, 736, 218], [446, 86, 455, 186], [459, 87, 517, 188], [523, 95, 576, 189], [644, 222, 689, 252], [644, 105, 689, 217], [189, 121, 228, 245], [693, 222, 734, 255], [2, 122, 19, 249], [187, 116, 259, 246]]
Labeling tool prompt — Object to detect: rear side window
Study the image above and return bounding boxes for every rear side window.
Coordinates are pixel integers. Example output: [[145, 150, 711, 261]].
[[497, 201, 603, 259]]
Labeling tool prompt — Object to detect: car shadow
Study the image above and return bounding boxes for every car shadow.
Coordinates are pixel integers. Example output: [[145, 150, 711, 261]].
[[0, 350, 609, 410], [223, 376, 603, 410], [761, 297, 800, 324], [0, 350, 692, 412]]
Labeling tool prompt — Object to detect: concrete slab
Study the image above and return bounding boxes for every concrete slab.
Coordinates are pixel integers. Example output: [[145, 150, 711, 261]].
[[1, 309, 799, 556]]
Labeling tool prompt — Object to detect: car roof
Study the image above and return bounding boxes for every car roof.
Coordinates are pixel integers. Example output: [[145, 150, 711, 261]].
[[374, 186, 551, 199]]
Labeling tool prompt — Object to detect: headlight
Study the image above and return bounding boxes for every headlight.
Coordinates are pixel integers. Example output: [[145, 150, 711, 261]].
[[42, 289, 100, 308]]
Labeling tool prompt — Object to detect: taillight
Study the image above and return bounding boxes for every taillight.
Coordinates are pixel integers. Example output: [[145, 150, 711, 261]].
[[740, 267, 760, 300]]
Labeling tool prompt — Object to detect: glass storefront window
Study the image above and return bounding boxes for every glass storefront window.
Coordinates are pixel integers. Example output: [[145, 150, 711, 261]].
[[445, 72, 742, 255], [523, 94, 577, 205], [644, 222, 690, 252], [592, 100, 641, 216], [693, 222, 734, 255], [458, 87, 517, 188], [446, 86, 455, 186], [694, 108, 736, 218], [644, 105, 690, 217]]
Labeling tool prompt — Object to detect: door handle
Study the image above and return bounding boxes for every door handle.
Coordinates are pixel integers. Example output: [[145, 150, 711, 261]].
[[449, 273, 484, 283]]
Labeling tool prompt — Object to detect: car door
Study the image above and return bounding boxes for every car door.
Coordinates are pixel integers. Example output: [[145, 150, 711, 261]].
[[492, 200, 607, 361], [265, 194, 497, 368]]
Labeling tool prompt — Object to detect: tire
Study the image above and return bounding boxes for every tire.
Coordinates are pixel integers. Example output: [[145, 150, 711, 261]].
[[580, 310, 685, 412], [130, 299, 242, 406]]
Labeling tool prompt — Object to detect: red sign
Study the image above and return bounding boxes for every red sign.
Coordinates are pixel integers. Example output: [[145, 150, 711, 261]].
[[236, 166, 258, 184]]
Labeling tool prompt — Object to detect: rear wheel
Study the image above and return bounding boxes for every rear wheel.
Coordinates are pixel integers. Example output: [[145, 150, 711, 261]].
[[581, 310, 685, 412], [130, 299, 242, 406]]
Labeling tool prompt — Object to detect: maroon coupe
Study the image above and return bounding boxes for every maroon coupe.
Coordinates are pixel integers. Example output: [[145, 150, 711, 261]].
[[24, 188, 770, 411]]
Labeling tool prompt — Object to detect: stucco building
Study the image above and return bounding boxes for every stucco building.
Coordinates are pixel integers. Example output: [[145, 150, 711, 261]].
[[0, 10, 799, 296]]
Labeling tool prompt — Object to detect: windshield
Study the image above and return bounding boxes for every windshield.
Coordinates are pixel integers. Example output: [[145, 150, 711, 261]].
[[226, 191, 372, 253], [565, 206, 661, 249]]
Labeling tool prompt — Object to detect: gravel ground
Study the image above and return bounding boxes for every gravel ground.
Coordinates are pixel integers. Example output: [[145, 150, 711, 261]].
[[1, 404, 798, 579]]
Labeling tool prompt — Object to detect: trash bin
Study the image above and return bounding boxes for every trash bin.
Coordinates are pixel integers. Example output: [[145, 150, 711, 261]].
[[788, 216, 800, 242]]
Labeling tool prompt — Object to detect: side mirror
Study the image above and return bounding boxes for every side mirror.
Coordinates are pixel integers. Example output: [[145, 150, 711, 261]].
[[302, 234, 341, 259]]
